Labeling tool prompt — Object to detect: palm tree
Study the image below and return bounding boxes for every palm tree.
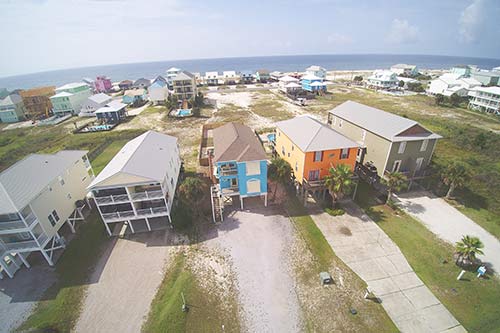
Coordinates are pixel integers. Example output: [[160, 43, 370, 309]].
[[455, 235, 484, 267], [441, 161, 471, 199], [324, 164, 353, 208], [381, 171, 407, 205], [268, 157, 292, 200]]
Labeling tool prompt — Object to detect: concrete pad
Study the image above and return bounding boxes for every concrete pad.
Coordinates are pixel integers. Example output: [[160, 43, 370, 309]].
[[374, 256, 401, 276], [387, 253, 413, 274], [379, 292, 415, 318], [418, 304, 461, 332], [368, 277, 400, 296], [349, 259, 389, 281], [441, 325, 468, 333], [392, 272, 424, 290], [403, 285, 440, 310], [394, 312, 431, 333]]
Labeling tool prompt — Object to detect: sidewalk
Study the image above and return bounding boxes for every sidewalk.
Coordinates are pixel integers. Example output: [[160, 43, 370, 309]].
[[310, 202, 466, 332]]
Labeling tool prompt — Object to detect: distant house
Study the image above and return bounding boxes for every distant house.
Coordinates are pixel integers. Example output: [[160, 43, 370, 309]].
[[468, 86, 500, 115], [396, 76, 419, 89], [0, 88, 9, 100], [0, 151, 94, 278], [165, 67, 182, 87], [270, 71, 284, 81], [0, 94, 27, 123], [278, 75, 300, 93], [82, 78, 95, 91], [366, 70, 398, 89], [328, 101, 442, 181], [205, 71, 220, 86], [171, 71, 197, 100], [275, 115, 359, 198], [427, 73, 481, 97], [222, 71, 238, 85], [88, 131, 181, 235], [95, 76, 113, 93], [79, 93, 112, 117], [255, 69, 270, 83], [50, 82, 92, 116], [390, 64, 418, 77], [240, 70, 254, 84], [133, 78, 151, 89], [470, 69, 500, 86], [20, 86, 56, 119], [118, 80, 133, 91], [192, 72, 203, 86], [122, 89, 147, 105], [306, 65, 327, 79], [95, 100, 128, 123], [148, 76, 169, 104], [301, 74, 327, 93], [450, 65, 473, 77]]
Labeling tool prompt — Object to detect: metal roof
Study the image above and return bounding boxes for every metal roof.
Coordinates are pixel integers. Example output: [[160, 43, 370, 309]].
[[95, 101, 127, 113], [275, 116, 359, 152], [213, 123, 267, 162], [329, 101, 442, 142], [88, 93, 112, 104], [56, 82, 89, 91], [0, 151, 88, 214], [89, 131, 178, 189], [0, 94, 22, 106]]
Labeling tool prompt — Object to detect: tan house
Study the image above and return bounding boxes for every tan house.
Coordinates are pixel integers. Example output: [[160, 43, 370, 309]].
[[172, 71, 197, 101], [328, 101, 442, 180], [19, 86, 56, 119]]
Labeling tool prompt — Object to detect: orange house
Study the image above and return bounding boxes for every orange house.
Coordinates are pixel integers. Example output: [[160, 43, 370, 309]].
[[275, 116, 359, 187]]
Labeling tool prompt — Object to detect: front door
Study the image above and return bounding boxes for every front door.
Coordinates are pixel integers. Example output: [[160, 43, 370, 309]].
[[308, 170, 320, 181], [415, 157, 424, 172]]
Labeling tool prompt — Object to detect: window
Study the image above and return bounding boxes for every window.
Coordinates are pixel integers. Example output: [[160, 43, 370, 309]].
[[281, 146, 285, 155], [52, 210, 60, 221], [287, 152, 290, 157], [295, 162, 298, 171], [398, 141, 407, 154], [362, 130, 366, 142], [420, 139, 429, 152], [392, 160, 402, 172], [314, 151, 323, 162], [246, 179, 261, 193], [339, 119, 343, 128], [48, 214, 56, 227], [67, 193, 72, 200], [230, 178, 238, 187], [291, 145, 294, 151], [246, 161, 261, 176], [340, 148, 349, 159]]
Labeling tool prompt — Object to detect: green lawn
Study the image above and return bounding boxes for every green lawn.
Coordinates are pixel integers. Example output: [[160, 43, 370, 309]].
[[18, 211, 108, 332], [142, 252, 241, 333], [90, 139, 128, 175], [356, 182, 500, 333], [284, 196, 398, 332]]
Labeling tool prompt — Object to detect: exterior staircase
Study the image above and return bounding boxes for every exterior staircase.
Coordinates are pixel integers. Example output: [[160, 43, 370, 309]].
[[211, 185, 224, 223]]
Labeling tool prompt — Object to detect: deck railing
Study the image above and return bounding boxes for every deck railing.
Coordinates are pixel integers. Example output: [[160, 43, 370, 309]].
[[0, 213, 38, 232], [130, 190, 164, 201], [95, 194, 130, 205]]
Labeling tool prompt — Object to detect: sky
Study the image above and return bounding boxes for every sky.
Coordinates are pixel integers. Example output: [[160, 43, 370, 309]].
[[0, 0, 499, 77]]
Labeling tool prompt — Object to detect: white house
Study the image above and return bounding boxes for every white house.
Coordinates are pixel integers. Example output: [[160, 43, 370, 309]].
[[366, 70, 398, 89], [79, 93, 112, 117], [221, 71, 238, 85], [306, 65, 327, 79], [468, 86, 500, 115], [165, 67, 182, 87], [390, 64, 418, 76], [427, 74, 481, 97], [88, 131, 181, 236], [205, 71, 220, 85], [278, 75, 300, 93], [0, 151, 94, 278]]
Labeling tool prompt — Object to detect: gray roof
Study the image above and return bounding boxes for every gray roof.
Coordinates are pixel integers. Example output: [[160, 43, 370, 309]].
[[0, 94, 22, 106], [89, 131, 178, 189], [0, 151, 87, 214], [275, 116, 359, 152], [213, 123, 267, 162], [88, 93, 112, 104], [173, 71, 195, 81], [329, 101, 442, 142], [95, 100, 127, 113]]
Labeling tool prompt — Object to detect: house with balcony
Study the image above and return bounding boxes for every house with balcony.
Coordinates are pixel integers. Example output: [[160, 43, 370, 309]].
[[328, 101, 442, 184], [468, 86, 500, 115], [94, 76, 113, 93], [255, 69, 270, 83], [118, 80, 133, 91], [172, 71, 197, 101], [95, 100, 128, 124], [20, 86, 56, 120], [470, 68, 500, 86], [79, 93, 112, 117], [88, 131, 181, 235], [222, 71, 238, 85], [165, 67, 182, 87], [275, 116, 359, 200], [50, 82, 92, 116], [301, 74, 327, 93], [305, 65, 327, 79], [0, 151, 94, 278], [366, 70, 398, 89], [427, 73, 481, 97], [122, 89, 147, 105], [390, 64, 418, 77], [205, 71, 220, 86], [240, 70, 254, 84], [0, 94, 27, 123], [210, 123, 268, 222]]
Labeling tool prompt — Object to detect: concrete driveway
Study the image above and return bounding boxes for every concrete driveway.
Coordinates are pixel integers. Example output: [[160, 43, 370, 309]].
[[75, 230, 176, 333], [311, 202, 465, 333], [396, 191, 500, 273], [206, 202, 303, 332]]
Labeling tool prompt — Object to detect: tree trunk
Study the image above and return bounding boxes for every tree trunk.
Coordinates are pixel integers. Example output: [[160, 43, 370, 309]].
[[446, 183, 456, 199]]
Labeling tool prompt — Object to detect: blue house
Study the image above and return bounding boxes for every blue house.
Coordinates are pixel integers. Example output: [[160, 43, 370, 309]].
[[301, 74, 327, 93], [95, 100, 128, 124], [212, 123, 268, 213], [122, 89, 147, 105]]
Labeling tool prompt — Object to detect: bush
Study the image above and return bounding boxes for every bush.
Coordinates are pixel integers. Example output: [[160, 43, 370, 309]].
[[407, 82, 424, 92], [324, 208, 345, 216]]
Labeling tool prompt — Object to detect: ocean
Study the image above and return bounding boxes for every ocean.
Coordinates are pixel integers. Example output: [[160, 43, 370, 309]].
[[1, 54, 499, 90]]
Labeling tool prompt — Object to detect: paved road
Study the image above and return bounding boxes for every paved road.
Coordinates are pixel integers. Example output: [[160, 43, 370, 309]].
[[396, 191, 500, 273], [311, 202, 465, 333]]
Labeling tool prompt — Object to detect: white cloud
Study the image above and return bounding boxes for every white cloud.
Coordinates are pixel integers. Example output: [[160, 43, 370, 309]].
[[385, 19, 419, 44], [327, 33, 353, 44], [459, 0, 486, 43]]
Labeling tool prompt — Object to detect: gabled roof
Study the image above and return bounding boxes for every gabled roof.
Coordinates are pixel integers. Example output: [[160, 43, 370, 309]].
[[279, 75, 299, 83], [51, 91, 73, 98], [152, 75, 167, 85], [96, 101, 127, 113], [89, 131, 178, 189], [329, 101, 442, 142], [205, 71, 219, 78], [213, 123, 267, 162], [0, 151, 87, 214], [275, 116, 358, 152], [173, 71, 195, 81], [0, 94, 22, 106], [301, 74, 322, 81], [88, 93, 112, 104]]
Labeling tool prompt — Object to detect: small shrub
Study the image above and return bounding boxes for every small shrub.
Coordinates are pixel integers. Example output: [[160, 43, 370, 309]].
[[325, 208, 345, 216]]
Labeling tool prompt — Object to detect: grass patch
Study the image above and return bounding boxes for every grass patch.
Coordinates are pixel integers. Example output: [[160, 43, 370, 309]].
[[142, 253, 240, 332], [356, 182, 500, 332], [90, 139, 128, 175], [18, 211, 108, 332]]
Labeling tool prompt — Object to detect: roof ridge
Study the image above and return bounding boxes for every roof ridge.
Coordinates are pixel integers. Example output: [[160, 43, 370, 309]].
[[120, 131, 151, 172], [304, 121, 323, 151]]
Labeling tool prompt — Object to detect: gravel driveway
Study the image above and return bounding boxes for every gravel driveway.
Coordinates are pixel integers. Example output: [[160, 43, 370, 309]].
[[75, 230, 175, 333], [206, 202, 303, 332], [396, 191, 500, 273]]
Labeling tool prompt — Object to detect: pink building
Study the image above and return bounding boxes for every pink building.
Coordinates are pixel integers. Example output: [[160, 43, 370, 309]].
[[94, 76, 112, 93]]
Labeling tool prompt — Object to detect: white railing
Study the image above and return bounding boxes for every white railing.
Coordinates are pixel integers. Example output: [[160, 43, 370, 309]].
[[101, 210, 136, 221], [130, 190, 163, 201], [2, 234, 46, 251], [136, 207, 168, 217], [95, 194, 130, 205], [24, 213, 37, 226], [0, 220, 26, 232]]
